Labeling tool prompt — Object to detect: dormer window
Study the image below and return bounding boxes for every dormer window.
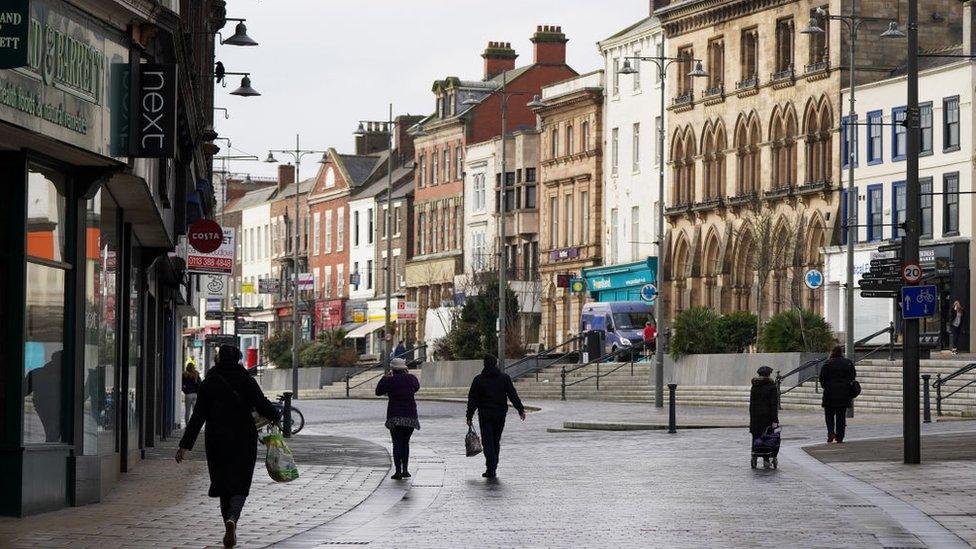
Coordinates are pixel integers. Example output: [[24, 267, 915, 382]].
[[436, 94, 443, 118], [448, 91, 456, 116]]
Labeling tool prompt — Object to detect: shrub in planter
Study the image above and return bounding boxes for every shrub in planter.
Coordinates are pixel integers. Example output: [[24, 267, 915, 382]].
[[262, 331, 293, 368], [717, 311, 759, 353], [669, 307, 723, 359], [758, 309, 834, 353]]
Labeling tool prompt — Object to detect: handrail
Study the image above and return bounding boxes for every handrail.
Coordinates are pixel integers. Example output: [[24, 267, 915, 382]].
[[777, 322, 895, 407], [506, 335, 583, 381], [560, 345, 637, 401], [934, 362, 976, 416], [345, 345, 428, 396]]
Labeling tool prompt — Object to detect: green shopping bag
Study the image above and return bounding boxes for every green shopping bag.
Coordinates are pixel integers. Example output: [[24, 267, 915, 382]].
[[262, 429, 299, 482]]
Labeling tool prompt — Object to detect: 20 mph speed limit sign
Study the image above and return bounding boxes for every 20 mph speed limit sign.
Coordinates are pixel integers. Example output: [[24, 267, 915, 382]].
[[901, 262, 923, 284]]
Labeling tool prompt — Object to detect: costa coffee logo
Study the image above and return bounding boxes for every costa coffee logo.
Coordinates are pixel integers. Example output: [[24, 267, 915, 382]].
[[188, 219, 224, 254]]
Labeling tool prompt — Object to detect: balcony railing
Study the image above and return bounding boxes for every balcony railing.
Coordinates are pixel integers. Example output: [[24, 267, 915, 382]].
[[797, 179, 831, 195], [726, 192, 759, 207], [735, 76, 758, 91], [672, 91, 693, 107], [703, 85, 724, 98], [763, 185, 794, 199], [804, 60, 830, 75], [771, 67, 795, 83], [664, 202, 693, 216], [692, 197, 724, 212]]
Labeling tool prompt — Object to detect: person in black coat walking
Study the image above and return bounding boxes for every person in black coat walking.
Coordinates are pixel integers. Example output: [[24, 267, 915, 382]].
[[819, 345, 856, 443], [176, 346, 280, 548], [375, 358, 420, 480], [466, 355, 525, 478]]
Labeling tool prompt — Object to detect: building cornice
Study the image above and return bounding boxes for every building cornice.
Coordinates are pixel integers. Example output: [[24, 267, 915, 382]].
[[658, 0, 797, 38]]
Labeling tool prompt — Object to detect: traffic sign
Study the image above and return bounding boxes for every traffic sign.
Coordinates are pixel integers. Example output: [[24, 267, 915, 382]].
[[188, 219, 224, 254], [640, 283, 658, 303], [901, 262, 923, 284], [861, 290, 898, 299], [804, 269, 824, 290], [902, 285, 937, 319], [569, 279, 586, 293]]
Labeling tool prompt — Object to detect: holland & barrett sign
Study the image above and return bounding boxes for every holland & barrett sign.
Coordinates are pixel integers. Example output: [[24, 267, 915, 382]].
[[0, 0, 128, 157], [0, 0, 29, 69]]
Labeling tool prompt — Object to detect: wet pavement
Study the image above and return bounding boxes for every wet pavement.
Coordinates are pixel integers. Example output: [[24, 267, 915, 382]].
[[2, 398, 975, 548]]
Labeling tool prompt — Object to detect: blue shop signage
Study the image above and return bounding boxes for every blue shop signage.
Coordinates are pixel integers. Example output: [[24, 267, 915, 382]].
[[582, 258, 658, 301]]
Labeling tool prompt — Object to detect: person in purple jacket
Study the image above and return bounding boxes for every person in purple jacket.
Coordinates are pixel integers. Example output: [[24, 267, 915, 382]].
[[375, 358, 420, 479]]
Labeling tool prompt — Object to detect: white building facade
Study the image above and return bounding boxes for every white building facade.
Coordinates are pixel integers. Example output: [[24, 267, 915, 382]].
[[598, 18, 666, 270], [239, 187, 277, 354], [823, 58, 973, 351]]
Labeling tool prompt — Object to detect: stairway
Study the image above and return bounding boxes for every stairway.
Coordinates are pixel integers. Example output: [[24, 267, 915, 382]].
[[298, 358, 976, 417]]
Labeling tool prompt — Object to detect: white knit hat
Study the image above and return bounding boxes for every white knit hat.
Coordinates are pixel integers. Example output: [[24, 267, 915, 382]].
[[391, 358, 408, 371]]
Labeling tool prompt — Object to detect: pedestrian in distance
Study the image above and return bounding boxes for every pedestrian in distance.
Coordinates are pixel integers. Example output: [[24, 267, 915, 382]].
[[176, 345, 281, 548], [642, 320, 657, 361], [392, 340, 407, 361], [949, 300, 965, 354], [375, 358, 420, 480], [819, 345, 856, 444], [749, 366, 780, 467], [182, 361, 201, 427], [466, 355, 525, 478]]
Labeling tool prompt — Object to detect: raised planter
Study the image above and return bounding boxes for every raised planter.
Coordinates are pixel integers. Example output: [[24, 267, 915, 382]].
[[664, 352, 824, 387], [256, 366, 361, 393]]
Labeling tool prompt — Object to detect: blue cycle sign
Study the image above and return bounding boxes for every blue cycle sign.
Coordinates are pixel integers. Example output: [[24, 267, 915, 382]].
[[902, 285, 937, 319], [804, 268, 824, 290], [640, 283, 658, 303]]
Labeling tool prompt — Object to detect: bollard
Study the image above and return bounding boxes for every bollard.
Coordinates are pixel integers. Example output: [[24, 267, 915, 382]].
[[935, 373, 942, 417], [922, 374, 931, 424], [667, 384, 677, 433], [345, 374, 351, 398], [596, 362, 600, 391], [561, 366, 567, 401], [888, 321, 895, 362], [282, 391, 293, 438]]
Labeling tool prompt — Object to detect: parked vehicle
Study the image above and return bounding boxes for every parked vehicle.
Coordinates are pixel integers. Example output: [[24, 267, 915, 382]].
[[579, 302, 655, 359]]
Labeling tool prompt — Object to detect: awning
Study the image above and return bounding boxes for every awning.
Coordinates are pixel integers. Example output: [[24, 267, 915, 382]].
[[345, 320, 385, 339]]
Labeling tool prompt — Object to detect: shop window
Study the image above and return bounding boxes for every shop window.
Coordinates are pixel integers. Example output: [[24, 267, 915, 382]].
[[23, 165, 69, 444], [83, 190, 119, 454]]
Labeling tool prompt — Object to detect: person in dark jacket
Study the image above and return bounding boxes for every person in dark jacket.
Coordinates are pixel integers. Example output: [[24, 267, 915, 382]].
[[176, 345, 280, 548], [465, 355, 525, 478], [375, 358, 420, 480], [749, 366, 779, 464], [819, 345, 856, 443], [182, 362, 201, 427]]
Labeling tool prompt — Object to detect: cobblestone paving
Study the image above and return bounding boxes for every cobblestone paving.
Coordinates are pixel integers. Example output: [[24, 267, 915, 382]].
[[290, 398, 961, 548], [0, 435, 388, 549]]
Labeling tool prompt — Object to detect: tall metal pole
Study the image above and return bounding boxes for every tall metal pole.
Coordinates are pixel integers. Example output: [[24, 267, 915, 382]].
[[655, 61, 667, 408], [903, 0, 922, 465], [384, 104, 395, 373], [498, 71, 508, 369], [292, 134, 301, 400], [845, 16, 857, 360]]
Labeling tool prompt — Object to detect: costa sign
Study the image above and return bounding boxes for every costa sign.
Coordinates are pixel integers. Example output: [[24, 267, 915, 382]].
[[188, 219, 224, 253]]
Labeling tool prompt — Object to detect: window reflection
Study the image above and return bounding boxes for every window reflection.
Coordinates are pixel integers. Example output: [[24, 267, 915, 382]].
[[23, 263, 65, 443], [26, 167, 67, 264]]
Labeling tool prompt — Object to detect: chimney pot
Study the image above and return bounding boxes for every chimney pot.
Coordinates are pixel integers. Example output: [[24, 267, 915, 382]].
[[531, 24, 568, 65], [537, 25, 542, 31]]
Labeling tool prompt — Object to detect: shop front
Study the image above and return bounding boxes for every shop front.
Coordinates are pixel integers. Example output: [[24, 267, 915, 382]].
[[0, 0, 218, 516], [581, 258, 659, 303]]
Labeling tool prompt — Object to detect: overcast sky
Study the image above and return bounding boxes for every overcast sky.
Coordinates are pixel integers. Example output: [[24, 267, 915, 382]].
[[213, 0, 646, 179]]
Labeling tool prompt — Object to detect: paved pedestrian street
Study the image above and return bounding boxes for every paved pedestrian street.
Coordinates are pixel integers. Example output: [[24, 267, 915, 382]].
[[2, 399, 974, 548]]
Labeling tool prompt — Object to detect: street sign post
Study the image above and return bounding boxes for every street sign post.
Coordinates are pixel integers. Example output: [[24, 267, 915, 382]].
[[235, 320, 269, 336], [902, 285, 937, 319]]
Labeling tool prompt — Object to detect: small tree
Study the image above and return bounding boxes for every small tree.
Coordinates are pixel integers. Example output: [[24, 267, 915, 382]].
[[717, 311, 759, 353], [437, 275, 520, 360], [758, 310, 833, 353], [734, 202, 804, 322], [670, 307, 724, 359]]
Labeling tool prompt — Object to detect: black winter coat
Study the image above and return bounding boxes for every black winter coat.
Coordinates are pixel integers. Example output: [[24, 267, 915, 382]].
[[375, 371, 420, 419], [819, 357, 856, 408], [466, 365, 525, 421], [179, 363, 280, 497], [749, 377, 779, 436]]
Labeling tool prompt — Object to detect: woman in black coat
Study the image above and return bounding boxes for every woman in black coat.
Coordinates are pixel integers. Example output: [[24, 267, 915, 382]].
[[819, 345, 856, 444], [375, 358, 420, 480], [749, 366, 779, 464], [176, 345, 280, 548]]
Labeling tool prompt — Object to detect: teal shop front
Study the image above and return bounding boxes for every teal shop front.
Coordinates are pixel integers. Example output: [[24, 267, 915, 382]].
[[581, 258, 658, 302]]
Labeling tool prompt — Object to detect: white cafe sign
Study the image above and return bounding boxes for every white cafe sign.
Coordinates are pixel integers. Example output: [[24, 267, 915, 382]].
[[0, 0, 129, 158]]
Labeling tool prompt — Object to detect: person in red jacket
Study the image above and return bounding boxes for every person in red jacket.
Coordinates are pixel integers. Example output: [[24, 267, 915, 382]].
[[642, 321, 657, 360]]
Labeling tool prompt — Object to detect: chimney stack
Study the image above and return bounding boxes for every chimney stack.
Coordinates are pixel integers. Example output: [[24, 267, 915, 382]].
[[355, 121, 392, 155], [393, 115, 425, 163], [482, 41, 517, 80], [277, 164, 295, 193], [531, 25, 568, 65]]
